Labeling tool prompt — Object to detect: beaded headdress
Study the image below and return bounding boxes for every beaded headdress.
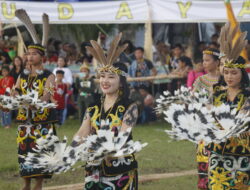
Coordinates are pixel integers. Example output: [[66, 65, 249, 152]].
[[15, 9, 49, 55], [202, 50, 220, 57], [86, 33, 128, 76], [218, 23, 248, 69]]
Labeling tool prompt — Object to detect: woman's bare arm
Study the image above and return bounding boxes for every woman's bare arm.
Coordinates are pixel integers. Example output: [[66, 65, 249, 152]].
[[72, 110, 92, 145], [121, 103, 138, 132]]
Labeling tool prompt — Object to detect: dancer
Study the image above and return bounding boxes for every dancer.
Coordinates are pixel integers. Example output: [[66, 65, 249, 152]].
[[157, 23, 249, 190], [73, 34, 139, 189], [193, 48, 221, 93], [193, 48, 221, 190], [208, 23, 250, 190], [14, 9, 56, 190]]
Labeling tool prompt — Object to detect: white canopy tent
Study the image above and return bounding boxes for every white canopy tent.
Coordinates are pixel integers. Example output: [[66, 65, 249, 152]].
[[1, 0, 250, 24]]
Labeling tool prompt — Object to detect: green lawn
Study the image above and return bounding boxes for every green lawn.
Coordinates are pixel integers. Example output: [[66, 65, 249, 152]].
[[0, 119, 197, 189]]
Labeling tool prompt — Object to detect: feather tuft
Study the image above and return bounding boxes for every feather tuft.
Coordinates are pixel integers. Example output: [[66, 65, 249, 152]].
[[15, 9, 40, 44]]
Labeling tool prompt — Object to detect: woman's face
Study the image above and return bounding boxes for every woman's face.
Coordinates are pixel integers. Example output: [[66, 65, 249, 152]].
[[99, 72, 120, 95], [14, 57, 22, 67], [57, 57, 66, 67], [224, 67, 242, 88], [202, 54, 219, 72]]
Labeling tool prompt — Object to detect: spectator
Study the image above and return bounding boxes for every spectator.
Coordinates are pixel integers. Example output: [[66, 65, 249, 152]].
[[78, 42, 93, 64], [56, 42, 68, 58], [46, 38, 58, 64], [128, 47, 157, 90], [67, 43, 78, 65], [119, 40, 136, 65], [169, 55, 193, 91], [153, 42, 172, 94], [187, 59, 206, 89], [170, 43, 184, 69], [10, 56, 24, 83], [194, 41, 207, 61], [53, 56, 73, 88], [75, 64, 96, 121], [154, 41, 171, 70], [0, 40, 11, 64], [0, 66, 14, 128], [137, 85, 156, 124], [208, 42, 220, 50], [211, 33, 219, 43], [0, 53, 11, 66], [62, 42, 70, 57], [53, 56, 74, 122], [52, 70, 68, 126]]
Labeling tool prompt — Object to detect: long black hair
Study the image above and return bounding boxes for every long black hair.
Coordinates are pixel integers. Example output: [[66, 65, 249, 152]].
[[113, 62, 130, 100], [237, 56, 249, 88], [12, 56, 24, 72]]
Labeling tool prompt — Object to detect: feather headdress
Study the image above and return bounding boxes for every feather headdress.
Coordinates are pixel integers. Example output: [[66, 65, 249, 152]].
[[15, 9, 49, 54], [86, 33, 128, 76], [218, 22, 248, 68]]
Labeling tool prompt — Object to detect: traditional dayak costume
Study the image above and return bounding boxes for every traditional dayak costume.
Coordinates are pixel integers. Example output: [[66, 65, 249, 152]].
[[18, 34, 146, 190], [83, 34, 138, 190], [15, 9, 57, 178], [157, 22, 250, 190], [193, 49, 220, 190], [207, 23, 250, 190]]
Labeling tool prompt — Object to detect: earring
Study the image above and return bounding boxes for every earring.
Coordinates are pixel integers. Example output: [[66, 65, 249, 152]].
[[118, 88, 123, 96]]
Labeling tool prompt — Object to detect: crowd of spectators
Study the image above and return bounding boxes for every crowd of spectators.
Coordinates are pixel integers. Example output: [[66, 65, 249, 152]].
[[1, 33, 250, 127]]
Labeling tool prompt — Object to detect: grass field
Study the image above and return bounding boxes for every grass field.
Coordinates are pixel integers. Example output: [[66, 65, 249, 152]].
[[0, 119, 197, 190]]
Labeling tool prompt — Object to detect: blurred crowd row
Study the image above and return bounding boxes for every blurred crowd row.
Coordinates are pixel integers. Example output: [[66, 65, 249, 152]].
[[1, 33, 250, 128]]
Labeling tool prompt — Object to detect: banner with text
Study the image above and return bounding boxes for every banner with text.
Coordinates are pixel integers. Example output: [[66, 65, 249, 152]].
[[1, 0, 250, 24]]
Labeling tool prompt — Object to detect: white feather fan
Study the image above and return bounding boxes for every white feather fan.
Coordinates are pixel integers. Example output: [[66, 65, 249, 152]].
[[23, 127, 147, 174], [157, 87, 250, 145]]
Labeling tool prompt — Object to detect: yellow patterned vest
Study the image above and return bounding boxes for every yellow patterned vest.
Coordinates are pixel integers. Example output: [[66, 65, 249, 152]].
[[16, 70, 56, 124], [87, 98, 137, 175], [88, 98, 133, 135]]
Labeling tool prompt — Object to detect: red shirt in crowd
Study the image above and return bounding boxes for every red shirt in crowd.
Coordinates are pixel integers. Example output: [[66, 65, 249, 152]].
[[0, 76, 15, 95], [53, 83, 67, 109]]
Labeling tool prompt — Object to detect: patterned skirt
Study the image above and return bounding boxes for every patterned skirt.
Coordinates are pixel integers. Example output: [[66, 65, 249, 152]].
[[197, 141, 210, 190], [84, 155, 138, 190], [17, 123, 56, 178], [208, 152, 250, 190]]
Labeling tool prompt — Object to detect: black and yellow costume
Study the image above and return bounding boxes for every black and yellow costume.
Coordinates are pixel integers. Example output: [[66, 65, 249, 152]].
[[208, 87, 250, 190], [84, 98, 138, 190], [17, 70, 56, 178]]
